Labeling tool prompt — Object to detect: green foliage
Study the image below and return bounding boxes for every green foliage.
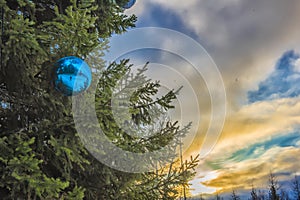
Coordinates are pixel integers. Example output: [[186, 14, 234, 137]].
[[0, 0, 198, 199], [94, 0, 137, 37], [0, 133, 69, 199], [40, 0, 99, 57], [95, 60, 189, 154], [118, 156, 199, 200], [65, 186, 86, 200], [5, 0, 136, 37]]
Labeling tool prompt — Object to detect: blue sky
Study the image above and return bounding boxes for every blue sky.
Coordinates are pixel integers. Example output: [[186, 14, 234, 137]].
[[120, 0, 300, 198], [249, 51, 300, 103]]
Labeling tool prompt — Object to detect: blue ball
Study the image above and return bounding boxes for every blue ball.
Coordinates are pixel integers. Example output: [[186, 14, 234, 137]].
[[123, 0, 136, 9], [54, 56, 92, 96]]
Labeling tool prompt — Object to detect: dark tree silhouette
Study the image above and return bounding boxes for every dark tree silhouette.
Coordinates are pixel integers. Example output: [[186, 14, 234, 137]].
[[216, 193, 221, 200], [231, 189, 241, 200], [293, 175, 300, 200], [250, 185, 259, 200], [280, 189, 290, 200], [268, 172, 280, 200]]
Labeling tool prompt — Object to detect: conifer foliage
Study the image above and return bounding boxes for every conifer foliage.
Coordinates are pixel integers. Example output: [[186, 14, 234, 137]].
[[0, 0, 198, 199]]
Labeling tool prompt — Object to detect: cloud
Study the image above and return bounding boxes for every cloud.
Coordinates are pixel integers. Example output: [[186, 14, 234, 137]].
[[211, 97, 300, 155], [202, 147, 300, 193], [192, 95, 300, 194], [206, 131, 300, 171], [192, 53, 300, 193], [130, 0, 300, 109], [294, 58, 300, 72], [189, 171, 218, 196], [248, 51, 300, 103], [123, 1, 300, 196]]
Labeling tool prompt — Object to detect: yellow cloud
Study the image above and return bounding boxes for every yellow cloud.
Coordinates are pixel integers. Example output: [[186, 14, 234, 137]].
[[202, 147, 300, 193], [209, 97, 300, 157], [187, 97, 300, 194]]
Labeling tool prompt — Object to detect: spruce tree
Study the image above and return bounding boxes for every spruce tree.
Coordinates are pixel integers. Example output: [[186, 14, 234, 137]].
[[293, 175, 300, 200], [268, 172, 280, 200], [0, 0, 198, 199], [280, 190, 289, 200], [231, 190, 240, 200], [250, 186, 259, 200], [258, 190, 267, 200]]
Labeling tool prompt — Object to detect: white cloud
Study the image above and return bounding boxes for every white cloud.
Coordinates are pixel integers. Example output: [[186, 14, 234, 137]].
[[293, 58, 300, 72], [190, 171, 219, 195], [285, 74, 300, 82], [132, 0, 300, 107]]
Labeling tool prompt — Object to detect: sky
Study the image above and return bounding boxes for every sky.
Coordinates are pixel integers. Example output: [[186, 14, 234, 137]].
[[115, 0, 300, 198]]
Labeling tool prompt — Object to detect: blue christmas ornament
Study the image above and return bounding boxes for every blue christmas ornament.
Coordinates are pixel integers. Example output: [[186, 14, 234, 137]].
[[123, 0, 136, 9], [54, 56, 92, 96]]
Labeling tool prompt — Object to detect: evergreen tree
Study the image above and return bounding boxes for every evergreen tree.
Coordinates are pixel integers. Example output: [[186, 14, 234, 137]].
[[0, 0, 198, 199], [258, 190, 267, 200], [280, 189, 289, 200], [250, 185, 259, 200], [292, 175, 300, 200], [231, 189, 240, 200], [268, 172, 280, 200]]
